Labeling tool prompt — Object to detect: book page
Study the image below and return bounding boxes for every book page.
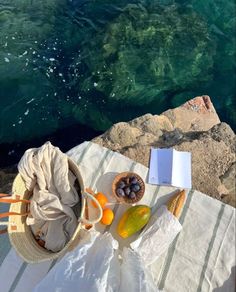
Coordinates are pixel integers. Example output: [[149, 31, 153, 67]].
[[156, 148, 173, 185], [148, 148, 173, 185], [172, 149, 192, 189], [148, 148, 159, 184]]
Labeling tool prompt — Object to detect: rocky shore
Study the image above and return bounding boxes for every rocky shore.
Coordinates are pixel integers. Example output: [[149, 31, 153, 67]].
[[92, 96, 235, 207], [0, 96, 235, 207]]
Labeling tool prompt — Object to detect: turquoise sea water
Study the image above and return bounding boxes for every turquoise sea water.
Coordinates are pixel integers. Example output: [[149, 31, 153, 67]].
[[0, 0, 235, 166]]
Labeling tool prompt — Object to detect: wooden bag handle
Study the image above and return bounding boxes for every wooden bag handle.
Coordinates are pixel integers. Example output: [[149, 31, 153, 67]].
[[0, 193, 30, 235]]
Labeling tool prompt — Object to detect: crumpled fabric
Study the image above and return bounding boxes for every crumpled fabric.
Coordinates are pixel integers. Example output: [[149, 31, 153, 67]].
[[32, 205, 182, 291], [33, 230, 162, 292], [130, 205, 182, 266], [33, 230, 120, 292], [120, 248, 160, 292], [18, 141, 79, 252]]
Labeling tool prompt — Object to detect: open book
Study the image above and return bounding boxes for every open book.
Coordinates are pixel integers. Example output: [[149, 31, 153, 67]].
[[148, 148, 192, 189]]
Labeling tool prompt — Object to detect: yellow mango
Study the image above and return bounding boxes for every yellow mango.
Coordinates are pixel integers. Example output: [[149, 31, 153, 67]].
[[117, 205, 151, 238]]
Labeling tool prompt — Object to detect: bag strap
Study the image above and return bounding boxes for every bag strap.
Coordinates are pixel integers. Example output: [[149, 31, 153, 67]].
[[79, 188, 103, 225], [0, 212, 30, 235], [0, 193, 30, 204], [0, 193, 30, 235], [0, 198, 31, 204], [0, 211, 30, 219]]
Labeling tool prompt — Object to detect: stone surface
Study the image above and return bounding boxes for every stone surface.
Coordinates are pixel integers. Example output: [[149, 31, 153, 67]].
[[162, 95, 221, 132], [0, 96, 235, 207], [93, 96, 235, 207]]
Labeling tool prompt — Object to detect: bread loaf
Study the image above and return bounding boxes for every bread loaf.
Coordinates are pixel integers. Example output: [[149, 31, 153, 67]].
[[167, 190, 186, 218]]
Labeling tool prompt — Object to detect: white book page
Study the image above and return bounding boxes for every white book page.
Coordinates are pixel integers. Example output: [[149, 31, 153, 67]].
[[172, 149, 192, 189], [156, 148, 173, 185], [148, 148, 159, 184]]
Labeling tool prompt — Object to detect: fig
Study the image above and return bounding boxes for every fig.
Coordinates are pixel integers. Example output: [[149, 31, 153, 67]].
[[116, 188, 125, 197]]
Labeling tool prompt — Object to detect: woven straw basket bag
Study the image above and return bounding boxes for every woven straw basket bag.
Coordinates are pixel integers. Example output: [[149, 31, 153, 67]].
[[0, 158, 103, 264]]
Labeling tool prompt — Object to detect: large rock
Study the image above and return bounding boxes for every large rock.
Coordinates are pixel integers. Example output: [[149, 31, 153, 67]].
[[93, 96, 235, 207], [0, 96, 234, 207], [162, 95, 220, 132]]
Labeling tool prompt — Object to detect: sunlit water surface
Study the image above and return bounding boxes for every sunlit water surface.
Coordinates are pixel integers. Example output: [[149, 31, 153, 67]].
[[0, 0, 235, 166]]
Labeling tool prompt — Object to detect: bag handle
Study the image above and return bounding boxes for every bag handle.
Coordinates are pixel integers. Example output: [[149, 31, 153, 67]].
[[80, 188, 103, 225], [0, 193, 31, 204], [0, 212, 30, 235], [0, 193, 30, 235]]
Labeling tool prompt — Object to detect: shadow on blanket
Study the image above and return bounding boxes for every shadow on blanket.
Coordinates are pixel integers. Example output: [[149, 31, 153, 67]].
[[213, 266, 236, 292]]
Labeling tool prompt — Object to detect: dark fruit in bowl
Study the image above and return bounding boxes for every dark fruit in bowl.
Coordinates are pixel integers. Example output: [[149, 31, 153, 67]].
[[118, 181, 126, 189], [124, 187, 131, 196], [130, 177, 138, 184], [116, 188, 125, 197], [112, 172, 145, 204], [131, 184, 140, 192], [129, 192, 136, 199]]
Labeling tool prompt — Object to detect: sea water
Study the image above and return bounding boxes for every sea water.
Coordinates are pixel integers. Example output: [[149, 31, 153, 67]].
[[0, 0, 235, 166]]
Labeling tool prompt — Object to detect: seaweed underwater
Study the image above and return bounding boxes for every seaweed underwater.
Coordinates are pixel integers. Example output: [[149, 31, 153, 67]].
[[0, 0, 235, 148]]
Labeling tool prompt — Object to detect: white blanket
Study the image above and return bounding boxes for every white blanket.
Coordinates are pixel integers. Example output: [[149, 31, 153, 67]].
[[0, 141, 235, 292], [18, 142, 79, 252]]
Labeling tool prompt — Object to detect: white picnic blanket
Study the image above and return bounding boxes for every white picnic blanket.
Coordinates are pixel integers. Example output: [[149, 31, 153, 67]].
[[0, 141, 235, 292]]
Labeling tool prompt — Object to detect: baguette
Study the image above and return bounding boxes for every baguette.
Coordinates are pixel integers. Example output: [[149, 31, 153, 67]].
[[167, 190, 186, 218]]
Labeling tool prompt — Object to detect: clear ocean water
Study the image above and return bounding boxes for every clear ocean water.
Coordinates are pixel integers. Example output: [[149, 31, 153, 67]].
[[0, 0, 235, 166]]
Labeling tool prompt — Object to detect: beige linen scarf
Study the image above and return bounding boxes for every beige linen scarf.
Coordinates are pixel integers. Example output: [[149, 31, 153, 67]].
[[18, 142, 79, 252]]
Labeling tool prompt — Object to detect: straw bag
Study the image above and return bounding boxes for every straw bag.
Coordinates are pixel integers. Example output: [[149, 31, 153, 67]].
[[0, 158, 103, 264]]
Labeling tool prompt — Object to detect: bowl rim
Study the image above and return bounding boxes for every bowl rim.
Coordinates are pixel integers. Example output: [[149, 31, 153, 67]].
[[112, 171, 145, 204]]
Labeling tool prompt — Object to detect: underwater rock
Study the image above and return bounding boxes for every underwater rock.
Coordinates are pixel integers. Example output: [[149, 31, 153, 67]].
[[0, 0, 235, 143], [75, 3, 216, 104]]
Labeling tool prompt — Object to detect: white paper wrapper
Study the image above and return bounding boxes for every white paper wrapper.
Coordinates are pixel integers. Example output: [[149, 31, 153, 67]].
[[120, 248, 162, 292], [130, 205, 182, 266]]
